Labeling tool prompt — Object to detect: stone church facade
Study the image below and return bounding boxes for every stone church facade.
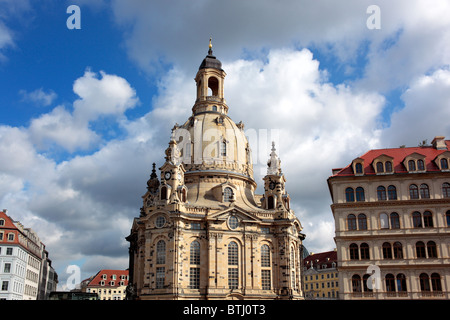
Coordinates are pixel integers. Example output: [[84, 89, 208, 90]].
[[126, 42, 305, 300]]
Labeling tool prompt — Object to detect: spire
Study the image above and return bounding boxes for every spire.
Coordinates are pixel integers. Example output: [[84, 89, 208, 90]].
[[208, 37, 213, 55], [267, 141, 282, 175]]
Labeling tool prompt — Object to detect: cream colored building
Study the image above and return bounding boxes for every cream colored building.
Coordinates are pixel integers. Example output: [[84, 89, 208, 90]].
[[85, 269, 129, 300], [328, 136, 450, 299], [126, 42, 305, 300], [303, 250, 339, 299]]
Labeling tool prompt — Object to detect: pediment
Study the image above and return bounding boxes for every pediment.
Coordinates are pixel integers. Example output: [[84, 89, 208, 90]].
[[208, 205, 261, 222], [371, 154, 394, 163]]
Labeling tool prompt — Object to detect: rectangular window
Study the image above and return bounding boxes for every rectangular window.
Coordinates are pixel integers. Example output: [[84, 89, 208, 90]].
[[189, 268, 200, 289], [191, 223, 201, 230], [4, 263, 11, 273], [261, 270, 271, 290], [228, 268, 238, 289], [6, 248, 12, 255], [1, 281, 8, 291], [156, 267, 165, 289]]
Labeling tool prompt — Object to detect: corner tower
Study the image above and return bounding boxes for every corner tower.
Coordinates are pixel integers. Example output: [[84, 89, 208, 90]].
[[126, 41, 305, 300]]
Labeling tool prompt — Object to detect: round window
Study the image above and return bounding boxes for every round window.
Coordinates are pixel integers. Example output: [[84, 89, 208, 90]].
[[155, 215, 166, 228], [228, 216, 239, 230]]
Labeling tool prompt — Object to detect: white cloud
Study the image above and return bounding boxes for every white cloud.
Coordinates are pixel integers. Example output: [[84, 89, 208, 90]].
[[380, 68, 450, 147], [19, 88, 57, 106], [28, 70, 139, 153]]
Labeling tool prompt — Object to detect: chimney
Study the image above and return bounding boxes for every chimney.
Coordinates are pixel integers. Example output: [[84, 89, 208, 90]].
[[432, 136, 446, 150]]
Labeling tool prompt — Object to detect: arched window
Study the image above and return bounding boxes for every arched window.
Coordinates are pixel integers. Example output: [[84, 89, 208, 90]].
[[409, 184, 419, 199], [360, 243, 370, 260], [377, 186, 386, 201], [408, 160, 416, 171], [441, 158, 449, 169], [420, 184, 430, 199], [427, 241, 437, 258], [376, 162, 384, 173], [393, 242, 403, 259], [228, 241, 238, 265], [212, 105, 217, 112], [228, 241, 239, 289], [261, 244, 271, 290], [207, 76, 219, 96], [419, 273, 430, 292], [385, 161, 393, 172], [387, 185, 397, 200], [423, 211, 433, 227], [443, 182, 450, 198], [267, 196, 274, 209], [224, 187, 234, 202], [390, 212, 400, 229], [380, 213, 389, 229], [345, 187, 355, 202], [355, 187, 365, 202], [396, 274, 407, 292], [161, 186, 167, 200], [351, 274, 361, 293], [355, 163, 363, 174], [417, 159, 425, 171], [261, 245, 270, 267], [412, 211, 422, 228], [190, 241, 200, 265], [385, 274, 395, 292], [181, 188, 187, 202], [156, 240, 166, 264], [358, 214, 367, 230], [349, 243, 359, 260], [431, 273, 442, 292], [347, 214, 357, 230], [362, 274, 372, 292], [416, 241, 426, 258], [220, 140, 227, 157], [382, 242, 392, 259]]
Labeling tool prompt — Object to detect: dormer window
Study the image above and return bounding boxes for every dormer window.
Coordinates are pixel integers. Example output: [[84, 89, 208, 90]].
[[434, 151, 450, 171], [355, 163, 363, 174], [404, 153, 426, 172], [372, 155, 394, 174], [351, 158, 364, 175]]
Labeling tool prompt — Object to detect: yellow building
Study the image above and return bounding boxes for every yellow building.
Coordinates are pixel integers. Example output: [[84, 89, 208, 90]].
[[303, 250, 339, 299], [126, 41, 305, 300], [328, 136, 450, 299]]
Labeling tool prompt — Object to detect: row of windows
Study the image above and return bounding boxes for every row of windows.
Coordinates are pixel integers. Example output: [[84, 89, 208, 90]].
[[345, 182, 450, 202], [346, 210, 450, 231], [355, 158, 450, 174], [348, 241, 439, 260], [154, 240, 274, 290], [351, 272, 443, 293]]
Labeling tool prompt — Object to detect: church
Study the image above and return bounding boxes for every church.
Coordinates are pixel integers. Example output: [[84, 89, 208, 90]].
[[126, 41, 306, 300]]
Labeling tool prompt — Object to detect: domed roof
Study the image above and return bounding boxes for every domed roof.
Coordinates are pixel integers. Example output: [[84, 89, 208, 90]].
[[199, 39, 222, 70], [171, 112, 254, 183], [199, 48, 223, 71]]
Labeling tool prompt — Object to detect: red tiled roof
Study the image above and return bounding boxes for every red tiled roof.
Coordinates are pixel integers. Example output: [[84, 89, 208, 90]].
[[87, 269, 129, 288], [0, 211, 21, 246], [304, 250, 337, 268], [331, 140, 450, 177]]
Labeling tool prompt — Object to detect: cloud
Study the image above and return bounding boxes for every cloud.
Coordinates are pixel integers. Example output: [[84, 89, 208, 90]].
[[28, 70, 139, 153], [19, 88, 57, 106], [380, 68, 450, 147]]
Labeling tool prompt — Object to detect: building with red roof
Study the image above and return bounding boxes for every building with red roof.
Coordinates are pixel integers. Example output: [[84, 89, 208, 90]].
[[0, 209, 58, 300], [327, 136, 450, 300], [84, 269, 129, 300], [303, 250, 339, 299]]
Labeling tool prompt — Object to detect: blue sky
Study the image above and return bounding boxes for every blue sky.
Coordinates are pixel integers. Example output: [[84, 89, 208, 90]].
[[1, 0, 450, 288]]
